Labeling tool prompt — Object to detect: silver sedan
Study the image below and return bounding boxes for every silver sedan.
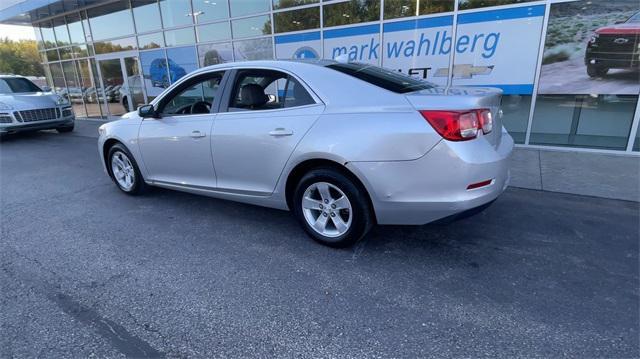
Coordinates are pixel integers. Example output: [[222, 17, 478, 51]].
[[0, 75, 75, 137], [98, 60, 513, 247]]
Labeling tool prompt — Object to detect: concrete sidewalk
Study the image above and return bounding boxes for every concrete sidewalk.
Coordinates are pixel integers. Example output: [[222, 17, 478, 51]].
[[71, 119, 640, 202]]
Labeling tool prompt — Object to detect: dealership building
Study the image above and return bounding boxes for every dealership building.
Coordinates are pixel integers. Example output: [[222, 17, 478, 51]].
[[0, 0, 638, 154]]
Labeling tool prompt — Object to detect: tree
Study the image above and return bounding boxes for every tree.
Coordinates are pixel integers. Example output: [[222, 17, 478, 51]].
[[0, 38, 44, 77]]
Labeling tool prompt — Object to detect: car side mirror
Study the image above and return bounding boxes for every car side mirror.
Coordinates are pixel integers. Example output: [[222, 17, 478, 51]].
[[138, 104, 157, 118], [41, 86, 51, 92]]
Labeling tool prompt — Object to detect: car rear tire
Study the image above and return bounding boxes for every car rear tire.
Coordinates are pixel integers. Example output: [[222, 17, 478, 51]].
[[56, 124, 74, 133], [108, 143, 146, 195], [587, 64, 608, 78], [122, 96, 129, 112], [292, 167, 373, 248]]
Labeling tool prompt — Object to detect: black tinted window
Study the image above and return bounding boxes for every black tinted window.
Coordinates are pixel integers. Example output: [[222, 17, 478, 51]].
[[326, 63, 435, 94], [0, 78, 42, 93]]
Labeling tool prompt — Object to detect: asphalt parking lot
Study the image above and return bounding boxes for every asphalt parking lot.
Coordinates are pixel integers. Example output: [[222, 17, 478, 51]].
[[1, 129, 638, 358]]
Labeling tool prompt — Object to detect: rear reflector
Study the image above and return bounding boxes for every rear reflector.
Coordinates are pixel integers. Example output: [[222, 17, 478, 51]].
[[467, 179, 493, 190]]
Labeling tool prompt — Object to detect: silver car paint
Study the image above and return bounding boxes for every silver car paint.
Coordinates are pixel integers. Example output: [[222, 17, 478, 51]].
[[98, 60, 513, 225], [0, 76, 75, 133]]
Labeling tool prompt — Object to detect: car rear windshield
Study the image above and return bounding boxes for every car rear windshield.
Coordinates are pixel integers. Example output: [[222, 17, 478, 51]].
[[0, 78, 42, 94], [325, 63, 435, 94]]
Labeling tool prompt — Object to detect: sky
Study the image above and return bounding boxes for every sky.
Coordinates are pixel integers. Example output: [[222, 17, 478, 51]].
[[0, 24, 36, 41]]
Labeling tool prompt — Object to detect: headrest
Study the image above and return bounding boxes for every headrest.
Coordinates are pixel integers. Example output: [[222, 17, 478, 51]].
[[240, 84, 268, 107]]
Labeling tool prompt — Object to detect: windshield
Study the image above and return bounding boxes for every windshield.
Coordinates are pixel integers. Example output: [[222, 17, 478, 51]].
[[325, 63, 435, 94], [627, 12, 640, 23], [0, 78, 42, 94]]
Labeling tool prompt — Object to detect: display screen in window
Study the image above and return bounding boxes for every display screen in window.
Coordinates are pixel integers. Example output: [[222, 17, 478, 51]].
[[538, 0, 640, 95]]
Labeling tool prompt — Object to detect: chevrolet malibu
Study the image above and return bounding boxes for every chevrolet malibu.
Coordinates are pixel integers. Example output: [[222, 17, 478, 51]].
[[0, 75, 75, 137], [98, 60, 513, 247]]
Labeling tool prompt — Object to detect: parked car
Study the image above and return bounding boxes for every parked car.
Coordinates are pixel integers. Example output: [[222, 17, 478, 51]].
[[98, 60, 513, 247], [119, 75, 145, 112], [87, 84, 121, 103], [585, 11, 640, 77], [150, 58, 186, 88], [0, 75, 75, 137]]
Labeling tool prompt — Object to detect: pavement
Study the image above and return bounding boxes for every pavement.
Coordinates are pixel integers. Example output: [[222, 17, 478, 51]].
[[1, 128, 639, 358]]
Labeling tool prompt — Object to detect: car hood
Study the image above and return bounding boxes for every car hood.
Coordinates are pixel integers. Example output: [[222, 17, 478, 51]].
[[0, 92, 62, 110], [595, 24, 640, 35]]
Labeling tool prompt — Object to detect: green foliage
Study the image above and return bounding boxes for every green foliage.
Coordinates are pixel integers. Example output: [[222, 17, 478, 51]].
[[0, 38, 44, 77]]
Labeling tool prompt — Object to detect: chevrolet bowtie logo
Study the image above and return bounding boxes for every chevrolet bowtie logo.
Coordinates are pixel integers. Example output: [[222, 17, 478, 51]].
[[433, 64, 495, 79]]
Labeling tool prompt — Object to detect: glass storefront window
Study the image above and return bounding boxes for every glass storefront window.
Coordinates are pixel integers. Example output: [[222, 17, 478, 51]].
[[197, 22, 231, 43], [164, 27, 196, 47], [192, 0, 230, 23], [53, 17, 70, 47], [47, 49, 60, 62], [132, 0, 162, 33], [229, 0, 270, 17], [139, 32, 165, 49], [34, 27, 44, 50], [633, 125, 640, 152], [71, 44, 92, 58], [40, 21, 57, 49], [500, 95, 531, 144], [66, 13, 85, 45], [198, 42, 234, 66], [231, 15, 272, 39], [233, 37, 274, 60], [94, 37, 138, 54], [273, 0, 318, 10], [323, 0, 380, 28], [159, 0, 194, 28], [58, 47, 73, 60], [77, 59, 102, 117], [165, 46, 198, 84], [530, 95, 638, 151], [384, 0, 453, 20], [49, 62, 67, 96], [274, 7, 320, 33], [88, 1, 136, 41], [458, 0, 538, 10], [81, 11, 92, 42], [140, 49, 167, 100]]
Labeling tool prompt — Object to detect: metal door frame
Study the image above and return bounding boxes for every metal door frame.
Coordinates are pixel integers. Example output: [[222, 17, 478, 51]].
[[95, 51, 147, 117]]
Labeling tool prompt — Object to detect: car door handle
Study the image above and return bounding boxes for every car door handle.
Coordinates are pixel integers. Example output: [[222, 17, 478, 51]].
[[269, 128, 293, 137], [190, 130, 206, 138]]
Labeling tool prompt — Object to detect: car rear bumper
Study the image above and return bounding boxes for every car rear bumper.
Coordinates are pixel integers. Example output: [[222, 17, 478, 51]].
[[0, 117, 74, 134], [348, 129, 514, 225]]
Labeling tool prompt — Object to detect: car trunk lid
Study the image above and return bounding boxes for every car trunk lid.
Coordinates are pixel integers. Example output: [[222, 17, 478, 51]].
[[404, 86, 503, 147]]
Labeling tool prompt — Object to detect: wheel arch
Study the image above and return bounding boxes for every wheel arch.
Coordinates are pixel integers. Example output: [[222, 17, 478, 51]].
[[284, 158, 376, 223], [102, 138, 129, 179]]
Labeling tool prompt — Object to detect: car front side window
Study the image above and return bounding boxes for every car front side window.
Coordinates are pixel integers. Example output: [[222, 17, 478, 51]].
[[159, 71, 225, 116]]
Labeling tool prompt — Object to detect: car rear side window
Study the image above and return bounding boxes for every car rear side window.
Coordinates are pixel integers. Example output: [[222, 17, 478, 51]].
[[227, 69, 315, 111], [325, 63, 435, 94]]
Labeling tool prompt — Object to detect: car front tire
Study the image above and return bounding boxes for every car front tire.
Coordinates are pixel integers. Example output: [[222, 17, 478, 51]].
[[108, 143, 146, 195], [587, 64, 608, 78], [292, 167, 373, 248], [56, 124, 74, 133]]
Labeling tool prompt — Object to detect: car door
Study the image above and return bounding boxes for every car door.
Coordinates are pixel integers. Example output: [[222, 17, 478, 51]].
[[138, 70, 227, 188], [212, 68, 324, 195]]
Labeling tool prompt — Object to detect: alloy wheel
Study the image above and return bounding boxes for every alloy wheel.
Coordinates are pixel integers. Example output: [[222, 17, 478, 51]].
[[301, 182, 353, 238], [111, 151, 135, 191]]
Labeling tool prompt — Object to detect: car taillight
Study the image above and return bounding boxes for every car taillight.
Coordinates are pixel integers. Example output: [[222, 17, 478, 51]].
[[422, 110, 489, 141], [478, 109, 493, 134]]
